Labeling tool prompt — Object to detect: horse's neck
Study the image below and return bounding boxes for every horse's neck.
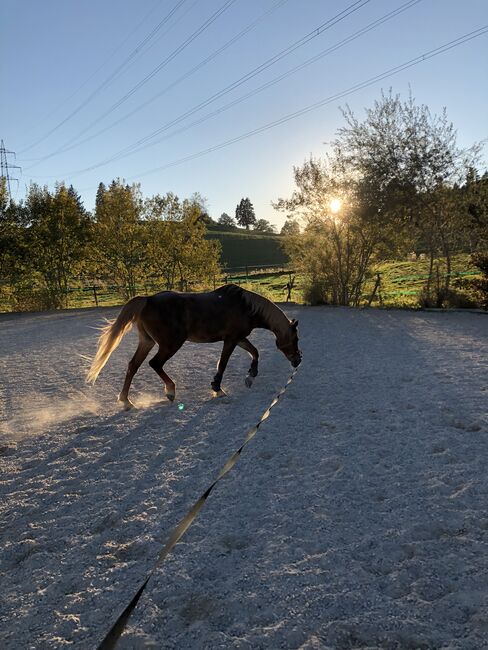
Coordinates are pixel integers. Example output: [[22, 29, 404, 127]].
[[249, 294, 289, 337]]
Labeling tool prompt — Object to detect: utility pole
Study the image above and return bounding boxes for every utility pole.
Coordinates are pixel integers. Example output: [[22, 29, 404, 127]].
[[0, 140, 21, 201]]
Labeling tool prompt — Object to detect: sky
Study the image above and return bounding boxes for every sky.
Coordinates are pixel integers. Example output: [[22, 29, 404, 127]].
[[1, 0, 487, 229]]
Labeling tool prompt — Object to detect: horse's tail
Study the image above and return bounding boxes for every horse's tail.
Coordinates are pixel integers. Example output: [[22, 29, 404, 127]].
[[87, 296, 147, 384]]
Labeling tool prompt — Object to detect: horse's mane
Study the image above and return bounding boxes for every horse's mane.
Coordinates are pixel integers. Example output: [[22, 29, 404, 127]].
[[216, 284, 289, 334]]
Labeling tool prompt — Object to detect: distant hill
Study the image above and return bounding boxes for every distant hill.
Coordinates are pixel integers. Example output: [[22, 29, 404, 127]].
[[205, 223, 288, 270]]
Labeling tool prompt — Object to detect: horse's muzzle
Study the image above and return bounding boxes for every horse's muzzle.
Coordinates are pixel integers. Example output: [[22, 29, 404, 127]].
[[291, 353, 302, 368]]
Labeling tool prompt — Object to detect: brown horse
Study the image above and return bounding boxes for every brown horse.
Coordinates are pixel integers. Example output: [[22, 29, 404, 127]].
[[87, 284, 301, 409]]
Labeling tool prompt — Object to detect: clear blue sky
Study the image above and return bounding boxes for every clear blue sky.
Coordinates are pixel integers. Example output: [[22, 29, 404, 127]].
[[2, 0, 487, 228]]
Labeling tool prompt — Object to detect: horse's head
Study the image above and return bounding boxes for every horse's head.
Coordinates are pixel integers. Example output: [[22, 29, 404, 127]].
[[276, 319, 301, 368]]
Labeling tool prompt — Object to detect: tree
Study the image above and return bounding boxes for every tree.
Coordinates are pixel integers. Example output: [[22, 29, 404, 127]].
[[280, 219, 300, 236], [218, 212, 235, 228], [334, 91, 481, 305], [0, 179, 26, 290], [144, 191, 183, 221], [143, 193, 221, 290], [93, 179, 146, 298], [467, 253, 488, 309], [22, 183, 91, 308], [275, 156, 389, 306], [235, 197, 256, 230], [275, 91, 482, 306], [254, 218, 276, 233], [463, 169, 488, 250], [458, 172, 488, 309]]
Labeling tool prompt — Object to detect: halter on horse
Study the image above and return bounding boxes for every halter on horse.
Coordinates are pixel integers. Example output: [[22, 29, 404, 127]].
[[87, 284, 301, 409]]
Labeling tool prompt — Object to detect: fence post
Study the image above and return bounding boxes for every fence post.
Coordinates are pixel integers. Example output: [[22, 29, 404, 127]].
[[366, 273, 381, 307], [92, 285, 99, 307]]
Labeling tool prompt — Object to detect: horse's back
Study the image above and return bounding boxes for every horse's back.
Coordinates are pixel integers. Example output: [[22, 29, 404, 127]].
[[140, 286, 251, 344]]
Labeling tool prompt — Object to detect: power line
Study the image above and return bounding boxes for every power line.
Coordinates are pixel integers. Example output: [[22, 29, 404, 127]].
[[24, 0, 238, 169], [29, 0, 290, 162], [19, 0, 189, 156], [17, 0, 164, 155], [84, 0, 425, 171], [24, 0, 239, 172], [34, 0, 372, 176], [95, 0, 372, 163], [55, 24, 488, 197], [113, 26, 488, 182]]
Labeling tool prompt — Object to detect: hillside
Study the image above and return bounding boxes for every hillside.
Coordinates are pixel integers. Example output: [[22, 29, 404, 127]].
[[205, 224, 288, 270]]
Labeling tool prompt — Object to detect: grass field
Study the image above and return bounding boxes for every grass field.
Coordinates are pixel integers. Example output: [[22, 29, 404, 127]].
[[205, 227, 288, 268], [365, 254, 480, 307], [234, 253, 481, 307]]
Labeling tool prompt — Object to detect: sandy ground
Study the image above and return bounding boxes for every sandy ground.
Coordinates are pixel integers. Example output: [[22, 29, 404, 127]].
[[0, 305, 487, 649]]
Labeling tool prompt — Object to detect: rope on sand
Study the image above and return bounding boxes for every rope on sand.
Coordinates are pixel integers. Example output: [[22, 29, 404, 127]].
[[97, 368, 299, 649]]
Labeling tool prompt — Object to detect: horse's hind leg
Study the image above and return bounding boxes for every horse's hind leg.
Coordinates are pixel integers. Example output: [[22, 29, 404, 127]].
[[148, 342, 184, 402], [238, 338, 259, 387], [118, 332, 155, 410]]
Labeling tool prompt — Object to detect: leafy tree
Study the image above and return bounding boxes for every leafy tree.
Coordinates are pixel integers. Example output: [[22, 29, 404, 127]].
[[144, 191, 210, 224], [0, 182, 35, 311], [254, 218, 276, 233], [218, 212, 235, 227], [334, 91, 481, 305], [235, 197, 256, 230], [93, 179, 146, 298], [22, 183, 91, 308], [144, 191, 182, 222], [463, 169, 488, 250], [280, 219, 300, 236], [468, 253, 488, 309], [0, 179, 26, 290], [275, 156, 389, 305], [143, 193, 221, 290], [275, 92, 482, 306]]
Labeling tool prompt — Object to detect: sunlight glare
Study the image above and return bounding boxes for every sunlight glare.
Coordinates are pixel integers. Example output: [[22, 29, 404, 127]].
[[330, 198, 341, 214]]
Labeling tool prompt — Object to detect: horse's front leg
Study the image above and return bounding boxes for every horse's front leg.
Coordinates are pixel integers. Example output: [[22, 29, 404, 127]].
[[211, 338, 237, 395], [238, 338, 259, 387]]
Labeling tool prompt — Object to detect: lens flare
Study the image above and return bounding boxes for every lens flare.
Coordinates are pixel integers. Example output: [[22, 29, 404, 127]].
[[330, 198, 341, 214]]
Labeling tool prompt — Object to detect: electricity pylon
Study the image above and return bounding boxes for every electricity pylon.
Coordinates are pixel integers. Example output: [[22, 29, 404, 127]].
[[0, 140, 21, 200]]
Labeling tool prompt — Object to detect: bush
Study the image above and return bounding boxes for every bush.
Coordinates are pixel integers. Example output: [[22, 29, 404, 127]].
[[303, 277, 329, 305], [13, 287, 66, 312], [418, 285, 478, 309], [469, 253, 488, 310]]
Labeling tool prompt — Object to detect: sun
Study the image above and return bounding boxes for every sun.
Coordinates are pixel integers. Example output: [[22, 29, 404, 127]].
[[330, 198, 341, 214]]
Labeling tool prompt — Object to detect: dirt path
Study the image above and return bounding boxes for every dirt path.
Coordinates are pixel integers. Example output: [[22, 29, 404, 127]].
[[1, 307, 487, 649]]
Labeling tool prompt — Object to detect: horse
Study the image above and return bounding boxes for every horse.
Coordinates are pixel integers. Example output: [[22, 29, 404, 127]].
[[86, 284, 301, 409]]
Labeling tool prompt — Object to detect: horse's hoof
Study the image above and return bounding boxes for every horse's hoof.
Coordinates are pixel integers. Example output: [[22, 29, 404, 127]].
[[166, 393, 175, 402], [213, 389, 227, 398], [245, 375, 254, 388], [119, 398, 136, 411]]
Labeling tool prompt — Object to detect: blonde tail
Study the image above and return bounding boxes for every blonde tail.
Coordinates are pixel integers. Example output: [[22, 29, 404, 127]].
[[86, 296, 147, 384]]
